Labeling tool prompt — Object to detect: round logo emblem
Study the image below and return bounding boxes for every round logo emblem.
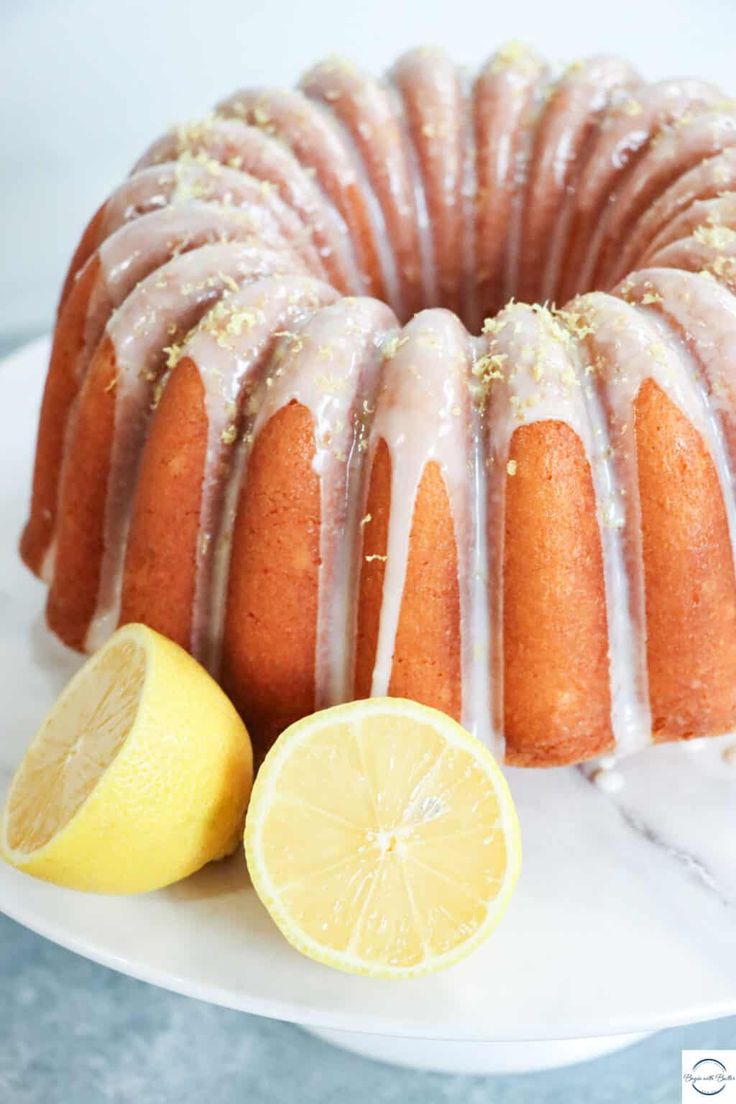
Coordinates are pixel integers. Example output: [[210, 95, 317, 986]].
[[691, 1058, 728, 1097]]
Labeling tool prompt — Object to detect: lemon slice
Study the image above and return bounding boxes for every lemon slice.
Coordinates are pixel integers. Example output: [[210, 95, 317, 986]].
[[2, 623, 253, 893], [245, 697, 521, 978]]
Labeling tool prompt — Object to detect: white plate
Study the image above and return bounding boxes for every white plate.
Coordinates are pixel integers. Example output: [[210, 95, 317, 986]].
[[2, 336, 736, 1044]]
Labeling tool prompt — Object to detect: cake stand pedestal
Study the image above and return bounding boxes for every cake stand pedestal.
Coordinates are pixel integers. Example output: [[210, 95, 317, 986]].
[[303, 1026, 652, 1074], [1, 337, 736, 1076]]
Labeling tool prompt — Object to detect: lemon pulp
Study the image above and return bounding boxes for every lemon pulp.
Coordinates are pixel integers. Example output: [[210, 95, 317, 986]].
[[6, 638, 144, 854], [246, 697, 521, 978]]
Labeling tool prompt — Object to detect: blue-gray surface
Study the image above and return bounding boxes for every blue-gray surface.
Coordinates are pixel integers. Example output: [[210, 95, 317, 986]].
[[0, 913, 733, 1103]]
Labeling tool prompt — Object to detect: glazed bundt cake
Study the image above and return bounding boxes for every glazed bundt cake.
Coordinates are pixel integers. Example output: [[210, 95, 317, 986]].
[[22, 45, 736, 766]]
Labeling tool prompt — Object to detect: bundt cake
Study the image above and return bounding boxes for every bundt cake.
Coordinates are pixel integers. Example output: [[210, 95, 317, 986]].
[[21, 44, 736, 766]]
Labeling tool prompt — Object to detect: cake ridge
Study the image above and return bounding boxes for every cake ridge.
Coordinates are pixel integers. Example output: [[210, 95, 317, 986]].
[[216, 86, 389, 302], [177, 275, 339, 671], [136, 116, 361, 295]]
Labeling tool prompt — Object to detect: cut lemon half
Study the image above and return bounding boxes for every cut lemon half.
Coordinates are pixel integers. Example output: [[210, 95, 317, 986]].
[[245, 698, 521, 978], [1, 623, 253, 893]]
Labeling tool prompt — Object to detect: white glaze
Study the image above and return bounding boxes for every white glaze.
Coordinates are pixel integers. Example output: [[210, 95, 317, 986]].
[[97, 161, 320, 273], [366, 311, 497, 744], [482, 303, 645, 752], [502, 64, 545, 306], [647, 228, 736, 288], [591, 765, 626, 793], [574, 276, 736, 748], [613, 146, 736, 286], [98, 201, 291, 297], [85, 245, 310, 650], [391, 48, 465, 314], [459, 64, 478, 329], [471, 47, 548, 326], [136, 116, 363, 297], [387, 76, 437, 312], [622, 268, 736, 558], [642, 191, 736, 262], [567, 294, 658, 753], [539, 57, 638, 305], [597, 111, 736, 288], [69, 199, 292, 374], [216, 87, 388, 303], [568, 79, 721, 298], [74, 201, 273, 383], [247, 296, 397, 705], [312, 94, 405, 317], [302, 59, 438, 321], [183, 276, 339, 670]]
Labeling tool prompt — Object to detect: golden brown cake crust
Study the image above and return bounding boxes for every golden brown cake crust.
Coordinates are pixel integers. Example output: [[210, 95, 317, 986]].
[[388, 460, 462, 720], [636, 379, 736, 740], [21, 256, 104, 577], [502, 420, 615, 767], [120, 357, 208, 648], [222, 402, 321, 760], [354, 439, 391, 702], [46, 334, 118, 649]]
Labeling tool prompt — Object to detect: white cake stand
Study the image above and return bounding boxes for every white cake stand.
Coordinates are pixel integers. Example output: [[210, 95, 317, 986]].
[[2, 337, 736, 1075]]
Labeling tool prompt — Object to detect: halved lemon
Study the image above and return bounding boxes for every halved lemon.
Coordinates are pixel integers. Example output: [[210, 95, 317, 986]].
[[1, 623, 253, 893], [245, 697, 521, 978]]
